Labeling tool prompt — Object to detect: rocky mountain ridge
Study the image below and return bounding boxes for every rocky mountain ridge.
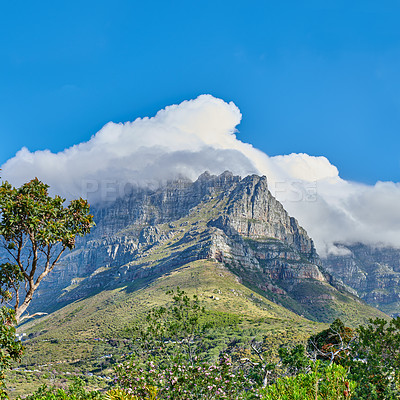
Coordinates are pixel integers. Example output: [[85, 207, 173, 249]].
[[323, 244, 400, 317], [30, 171, 384, 324]]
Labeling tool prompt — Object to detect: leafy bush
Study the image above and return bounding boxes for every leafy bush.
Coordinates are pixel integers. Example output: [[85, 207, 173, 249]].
[[23, 378, 103, 400], [261, 361, 355, 400]]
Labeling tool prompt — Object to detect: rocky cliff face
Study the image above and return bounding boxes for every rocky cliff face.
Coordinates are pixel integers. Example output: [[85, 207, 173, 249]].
[[323, 244, 400, 316], [209, 174, 318, 258], [30, 171, 373, 322], [91, 171, 241, 237]]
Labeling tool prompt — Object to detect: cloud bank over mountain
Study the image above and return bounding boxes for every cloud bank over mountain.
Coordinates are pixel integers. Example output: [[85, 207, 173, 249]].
[[2, 95, 400, 255]]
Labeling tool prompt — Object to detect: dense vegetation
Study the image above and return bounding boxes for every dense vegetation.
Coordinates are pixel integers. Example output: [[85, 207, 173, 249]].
[[3, 288, 399, 399]]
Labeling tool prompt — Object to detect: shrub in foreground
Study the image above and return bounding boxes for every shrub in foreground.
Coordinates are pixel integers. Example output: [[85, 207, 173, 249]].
[[23, 378, 103, 400], [261, 361, 355, 400]]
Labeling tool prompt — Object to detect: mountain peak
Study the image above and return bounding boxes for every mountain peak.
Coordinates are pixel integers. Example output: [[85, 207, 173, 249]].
[[26, 171, 384, 325]]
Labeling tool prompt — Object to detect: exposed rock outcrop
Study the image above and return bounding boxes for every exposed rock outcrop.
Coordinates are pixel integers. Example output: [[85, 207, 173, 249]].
[[323, 244, 400, 316]]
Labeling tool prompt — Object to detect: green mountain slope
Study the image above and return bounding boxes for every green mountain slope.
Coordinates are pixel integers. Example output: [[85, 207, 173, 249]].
[[21, 260, 323, 366], [9, 172, 388, 396], [12, 260, 326, 396]]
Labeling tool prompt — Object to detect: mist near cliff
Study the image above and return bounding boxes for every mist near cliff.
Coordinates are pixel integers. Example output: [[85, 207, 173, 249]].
[[2, 95, 400, 256]]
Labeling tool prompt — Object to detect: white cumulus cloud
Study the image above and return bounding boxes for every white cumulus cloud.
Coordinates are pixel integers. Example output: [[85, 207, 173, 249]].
[[2, 94, 400, 256]]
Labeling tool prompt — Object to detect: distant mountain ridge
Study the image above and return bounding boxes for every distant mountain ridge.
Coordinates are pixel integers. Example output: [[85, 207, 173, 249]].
[[29, 171, 384, 325], [323, 243, 400, 317]]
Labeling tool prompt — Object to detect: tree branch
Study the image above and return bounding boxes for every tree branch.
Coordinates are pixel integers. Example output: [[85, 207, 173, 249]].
[[19, 312, 48, 323]]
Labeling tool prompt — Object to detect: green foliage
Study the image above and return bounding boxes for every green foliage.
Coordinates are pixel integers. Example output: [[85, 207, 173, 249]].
[[0, 263, 24, 305], [261, 361, 355, 400], [0, 177, 94, 322], [278, 344, 310, 376], [303, 317, 400, 399], [105, 388, 138, 400], [0, 307, 24, 399], [128, 287, 208, 365], [24, 378, 103, 400], [105, 387, 157, 400], [0, 178, 92, 249], [349, 317, 400, 399]]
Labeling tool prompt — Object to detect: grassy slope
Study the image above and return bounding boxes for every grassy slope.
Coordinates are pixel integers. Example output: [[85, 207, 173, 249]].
[[10, 260, 323, 397], [20, 260, 323, 364]]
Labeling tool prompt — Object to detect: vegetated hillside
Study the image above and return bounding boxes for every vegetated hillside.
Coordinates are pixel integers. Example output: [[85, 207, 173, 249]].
[[323, 243, 400, 317], [20, 260, 323, 368], [12, 171, 388, 396], [13, 260, 324, 397]]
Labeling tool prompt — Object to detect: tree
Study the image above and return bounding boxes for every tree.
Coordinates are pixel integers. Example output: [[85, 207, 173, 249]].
[[306, 317, 400, 399], [307, 318, 354, 364], [349, 317, 400, 400], [0, 178, 94, 323]]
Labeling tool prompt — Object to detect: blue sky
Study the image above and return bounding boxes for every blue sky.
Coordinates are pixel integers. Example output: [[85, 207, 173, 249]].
[[1, 0, 400, 184]]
